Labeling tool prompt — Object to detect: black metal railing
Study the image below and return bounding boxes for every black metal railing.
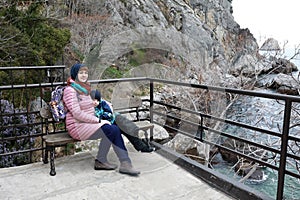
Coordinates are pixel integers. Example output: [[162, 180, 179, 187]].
[[1, 66, 300, 200], [147, 78, 300, 200], [0, 66, 66, 167]]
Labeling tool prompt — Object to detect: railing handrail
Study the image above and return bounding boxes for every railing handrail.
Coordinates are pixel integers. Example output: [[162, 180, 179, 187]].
[[3, 76, 300, 101], [148, 77, 300, 102], [0, 65, 66, 70]]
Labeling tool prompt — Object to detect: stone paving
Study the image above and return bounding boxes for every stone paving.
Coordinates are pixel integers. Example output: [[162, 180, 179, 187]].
[[0, 145, 235, 200]]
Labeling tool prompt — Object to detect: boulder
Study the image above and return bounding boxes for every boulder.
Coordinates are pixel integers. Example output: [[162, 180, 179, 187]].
[[267, 73, 300, 95], [235, 162, 264, 181], [260, 38, 281, 51]]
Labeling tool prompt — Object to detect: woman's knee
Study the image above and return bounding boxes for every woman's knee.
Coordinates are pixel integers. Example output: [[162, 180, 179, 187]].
[[102, 124, 121, 139], [111, 125, 122, 135]]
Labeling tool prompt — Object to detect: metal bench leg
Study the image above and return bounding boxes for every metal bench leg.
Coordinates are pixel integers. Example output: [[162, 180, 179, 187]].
[[142, 130, 152, 148], [142, 129, 155, 151], [43, 147, 49, 164], [49, 146, 56, 176]]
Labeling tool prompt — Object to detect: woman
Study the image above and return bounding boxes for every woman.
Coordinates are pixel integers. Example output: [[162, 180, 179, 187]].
[[63, 63, 140, 176]]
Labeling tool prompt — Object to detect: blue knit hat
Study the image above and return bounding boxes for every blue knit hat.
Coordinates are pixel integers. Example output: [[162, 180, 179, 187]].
[[70, 63, 86, 80], [90, 89, 101, 101]]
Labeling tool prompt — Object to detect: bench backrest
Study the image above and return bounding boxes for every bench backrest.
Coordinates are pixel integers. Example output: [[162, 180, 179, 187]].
[[112, 97, 142, 111], [112, 97, 144, 121], [40, 97, 145, 120]]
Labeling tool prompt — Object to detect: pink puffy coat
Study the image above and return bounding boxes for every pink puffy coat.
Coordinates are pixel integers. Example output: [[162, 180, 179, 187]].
[[63, 86, 101, 140]]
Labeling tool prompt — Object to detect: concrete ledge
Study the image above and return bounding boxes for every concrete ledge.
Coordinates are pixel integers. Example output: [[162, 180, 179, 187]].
[[152, 141, 273, 200]]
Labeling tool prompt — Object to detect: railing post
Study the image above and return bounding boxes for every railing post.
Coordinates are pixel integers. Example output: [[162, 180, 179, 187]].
[[198, 114, 204, 142], [276, 99, 292, 200], [149, 79, 154, 141]]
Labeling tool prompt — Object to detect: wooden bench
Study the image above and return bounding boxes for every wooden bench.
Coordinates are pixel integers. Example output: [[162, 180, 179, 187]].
[[112, 97, 154, 142], [40, 97, 154, 176]]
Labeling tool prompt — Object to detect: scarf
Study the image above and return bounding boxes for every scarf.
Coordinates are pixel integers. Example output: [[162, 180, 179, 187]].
[[67, 77, 91, 95]]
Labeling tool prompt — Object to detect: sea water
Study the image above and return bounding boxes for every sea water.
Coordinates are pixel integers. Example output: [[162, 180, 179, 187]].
[[216, 88, 300, 199]]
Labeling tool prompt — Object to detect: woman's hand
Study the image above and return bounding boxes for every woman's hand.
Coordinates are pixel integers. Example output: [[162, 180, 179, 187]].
[[99, 119, 111, 126]]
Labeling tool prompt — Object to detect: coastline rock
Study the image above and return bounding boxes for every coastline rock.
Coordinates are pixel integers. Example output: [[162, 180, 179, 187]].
[[267, 73, 300, 95], [260, 38, 281, 51]]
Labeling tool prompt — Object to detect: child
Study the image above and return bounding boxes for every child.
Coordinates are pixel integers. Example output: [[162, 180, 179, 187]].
[[90, 89, 115, 124], [90, 89, 154, 153]]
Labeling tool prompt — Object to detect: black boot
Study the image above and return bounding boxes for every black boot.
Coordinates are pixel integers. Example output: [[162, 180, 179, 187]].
[[122, 132, 154, 153], [140, 138, 155, 152]]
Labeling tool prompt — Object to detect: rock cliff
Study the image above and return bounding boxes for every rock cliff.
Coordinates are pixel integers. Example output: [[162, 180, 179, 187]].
[[65, 0, 260, 87]]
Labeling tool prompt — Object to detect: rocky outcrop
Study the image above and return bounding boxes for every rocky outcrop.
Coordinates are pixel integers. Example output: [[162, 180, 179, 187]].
[[62, 0, 299, 95], [64, 0, 261, 88], [260, 38, 281, 51]]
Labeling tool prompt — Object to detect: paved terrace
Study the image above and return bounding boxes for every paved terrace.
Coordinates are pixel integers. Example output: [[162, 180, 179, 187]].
[[0, 144, 234, 200]]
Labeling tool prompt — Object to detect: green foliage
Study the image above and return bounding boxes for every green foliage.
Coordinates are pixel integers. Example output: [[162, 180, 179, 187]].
[[65, 143, 75, 155], [128, 48, 146, 67], [102, 66, 124, 79], [0, 2, 71, 67], [0, 22, 35, 66], [31, 24, 71, 65], [75, 147, 83, 153], [0, 1, 71, 106], [101, 48, 151, 79]]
